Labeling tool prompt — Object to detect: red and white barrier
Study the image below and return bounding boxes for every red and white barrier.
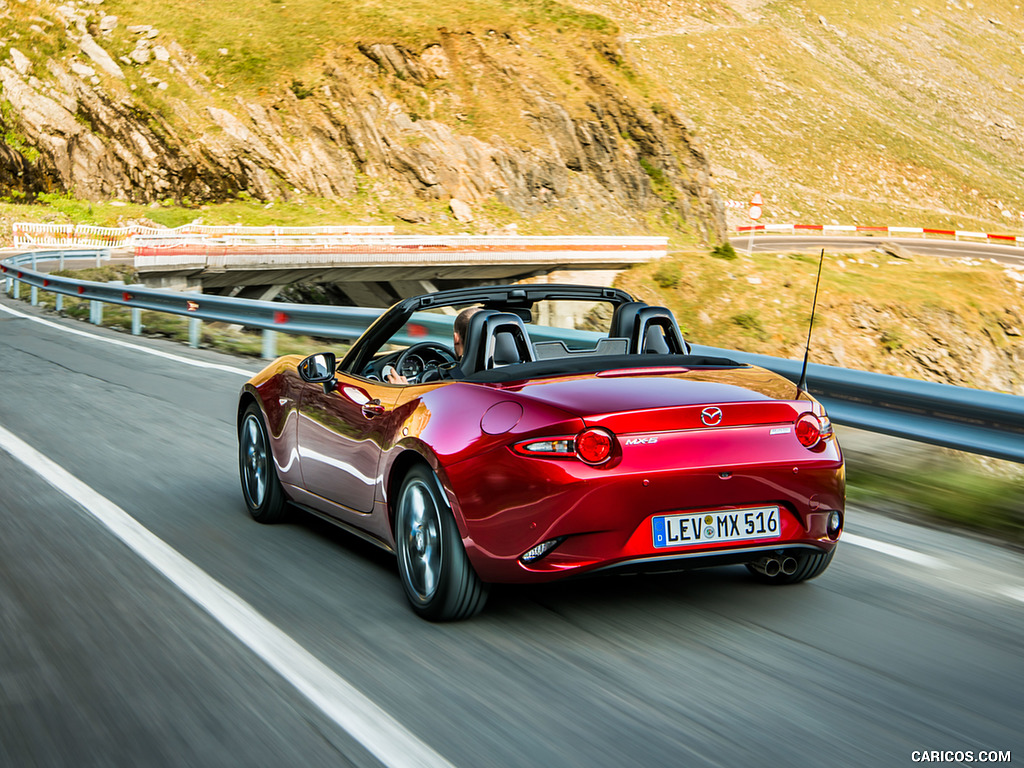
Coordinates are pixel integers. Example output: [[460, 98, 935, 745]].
[[13, 222, 394, 249], [734, 223, 1024, 246]]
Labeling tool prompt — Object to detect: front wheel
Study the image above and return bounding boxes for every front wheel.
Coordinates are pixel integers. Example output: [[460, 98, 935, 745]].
[[395, 465, 488, 621], [239, 404, 287, 523], [746, 548, 835, 585]]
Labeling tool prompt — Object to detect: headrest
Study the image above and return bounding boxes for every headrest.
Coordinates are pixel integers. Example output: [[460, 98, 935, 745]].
[[459, 311, 536, 376]]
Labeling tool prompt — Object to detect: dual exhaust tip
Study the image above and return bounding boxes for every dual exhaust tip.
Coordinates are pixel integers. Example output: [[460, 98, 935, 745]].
[[752, 556, 798, 577]]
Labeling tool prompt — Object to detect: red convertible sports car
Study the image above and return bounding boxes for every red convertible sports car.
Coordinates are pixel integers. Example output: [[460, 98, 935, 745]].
[[237, 283, 844, 620]]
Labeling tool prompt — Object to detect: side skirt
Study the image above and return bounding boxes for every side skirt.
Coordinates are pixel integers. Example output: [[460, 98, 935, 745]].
[[288, 500, 396, 555]]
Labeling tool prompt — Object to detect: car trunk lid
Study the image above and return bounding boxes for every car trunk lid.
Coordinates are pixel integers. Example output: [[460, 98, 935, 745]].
[[499, 366, 810, 432]]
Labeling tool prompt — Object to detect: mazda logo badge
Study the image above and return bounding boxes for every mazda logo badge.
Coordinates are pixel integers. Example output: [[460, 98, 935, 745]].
[[701, 407, 723, 426]]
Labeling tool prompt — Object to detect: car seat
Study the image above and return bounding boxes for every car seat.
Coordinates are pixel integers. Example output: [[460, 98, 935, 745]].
[[459, 311, 537, 375], [610, 301, 689, 354]]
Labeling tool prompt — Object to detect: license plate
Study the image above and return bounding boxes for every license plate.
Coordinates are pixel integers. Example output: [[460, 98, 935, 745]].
[[652, 506, 781, 549]]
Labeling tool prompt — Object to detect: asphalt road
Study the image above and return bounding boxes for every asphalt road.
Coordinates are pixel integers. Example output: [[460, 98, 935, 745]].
[[1, 293, 1022, 768], [729, 234, 1024, 266]]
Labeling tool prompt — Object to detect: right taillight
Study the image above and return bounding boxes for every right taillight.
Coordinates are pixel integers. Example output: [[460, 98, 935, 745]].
[[795, 412, 827, 448]]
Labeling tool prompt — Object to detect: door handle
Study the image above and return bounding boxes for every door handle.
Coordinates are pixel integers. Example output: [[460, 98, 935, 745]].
[[361, 398, 385, 418]]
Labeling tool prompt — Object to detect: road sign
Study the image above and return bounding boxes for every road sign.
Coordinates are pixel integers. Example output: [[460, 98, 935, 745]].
[[748, 205, 763, 220], [750, 191, 764, 206]]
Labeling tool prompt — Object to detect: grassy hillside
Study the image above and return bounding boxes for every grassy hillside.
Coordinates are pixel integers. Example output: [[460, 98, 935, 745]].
[[101, 0, 613, 84], [568, 0, 1024, 232], [2, 0, 721, 241], [617, 246, 1024, 394], [7, 0, 1024, 235]]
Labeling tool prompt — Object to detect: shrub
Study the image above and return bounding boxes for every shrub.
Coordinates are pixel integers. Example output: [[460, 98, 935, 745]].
[[880, 328, 905, 352], [711, 242, 738, 260], [652, 261, 682, 289], [730, 311, 768, 340]]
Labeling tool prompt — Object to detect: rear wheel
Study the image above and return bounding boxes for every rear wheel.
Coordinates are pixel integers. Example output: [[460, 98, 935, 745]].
[[395, 465, 488, 621], [239, 404, 287, 523], [746, 548, 835, 585]]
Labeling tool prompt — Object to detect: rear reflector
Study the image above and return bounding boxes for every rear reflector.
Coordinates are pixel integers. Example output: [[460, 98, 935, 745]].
[[520, 537, 565, 563]]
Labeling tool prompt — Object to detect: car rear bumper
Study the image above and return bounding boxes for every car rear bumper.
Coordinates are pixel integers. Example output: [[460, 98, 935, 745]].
[[444, 431, 845, 584]]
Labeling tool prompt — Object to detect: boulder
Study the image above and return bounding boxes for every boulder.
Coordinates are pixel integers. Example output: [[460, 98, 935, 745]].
[[450, 198, 474, 222], [9, 48, 30, 75]]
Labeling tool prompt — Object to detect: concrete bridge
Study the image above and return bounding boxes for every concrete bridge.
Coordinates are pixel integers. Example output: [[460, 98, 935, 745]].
[[131, 234, 667, 305]]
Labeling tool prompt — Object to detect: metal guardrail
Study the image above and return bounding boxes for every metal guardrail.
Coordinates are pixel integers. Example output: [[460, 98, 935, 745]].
[[688, 345, 1024, 464], [3, 248, 1023, 462]]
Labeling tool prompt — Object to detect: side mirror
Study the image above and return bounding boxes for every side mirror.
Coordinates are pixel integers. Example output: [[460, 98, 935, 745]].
[[298, 352, 337, 393]]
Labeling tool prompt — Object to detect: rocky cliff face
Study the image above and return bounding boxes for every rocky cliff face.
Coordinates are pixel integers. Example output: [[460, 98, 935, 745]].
[[0, 1, 724, 239]]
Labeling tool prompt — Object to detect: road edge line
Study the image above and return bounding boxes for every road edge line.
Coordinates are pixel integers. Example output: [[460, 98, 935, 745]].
[[0, 422, 453, 768], [842, 532, 950, 569], [0, 298, 253, 377]]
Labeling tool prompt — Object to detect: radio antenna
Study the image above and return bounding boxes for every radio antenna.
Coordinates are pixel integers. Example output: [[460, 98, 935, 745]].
[[796, 249, 825, 396]]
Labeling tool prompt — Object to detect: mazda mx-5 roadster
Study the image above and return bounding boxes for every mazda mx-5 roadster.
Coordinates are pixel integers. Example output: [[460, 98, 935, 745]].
[[237, 283, 844, 620]]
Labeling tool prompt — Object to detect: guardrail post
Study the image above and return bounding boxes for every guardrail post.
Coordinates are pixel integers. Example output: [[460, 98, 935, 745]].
[[90, 300, 102, 325], [31, 285, 38, 306], [55, 293, 63, 312], [131, 308, 141, 335], [95, 252, 101, 268], [13, 279, 19, 299], [59, 251, 65, 271], [262, 329, 277, 360], [189, 317, 201, 348]]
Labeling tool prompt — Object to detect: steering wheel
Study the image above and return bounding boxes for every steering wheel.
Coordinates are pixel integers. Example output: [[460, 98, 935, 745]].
[[393, 342, 457, 383]]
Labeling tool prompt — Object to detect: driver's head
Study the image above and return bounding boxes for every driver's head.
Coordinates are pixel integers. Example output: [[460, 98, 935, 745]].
[[452, 306, 480, 358]]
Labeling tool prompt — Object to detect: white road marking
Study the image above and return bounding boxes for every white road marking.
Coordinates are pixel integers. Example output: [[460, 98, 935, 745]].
[[843, 532, 950, 570], [1000, 586, 1024, 605], [0, 423, 453, 768], [0, 299, 253, 377]]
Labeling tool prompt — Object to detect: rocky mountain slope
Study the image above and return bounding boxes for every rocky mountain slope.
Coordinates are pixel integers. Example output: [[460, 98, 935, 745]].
[[565, 0, 1024, 232], [0, 0, 723, 239]]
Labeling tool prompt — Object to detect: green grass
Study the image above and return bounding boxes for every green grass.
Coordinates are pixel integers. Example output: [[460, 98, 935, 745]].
[[1, 100, 40, 163], [0, 186, 706, 249], [617, 245, 1024, 384], [848, 453, 1024, 545], [623, 0, 1024, 231], [100, 0, 614, 91]]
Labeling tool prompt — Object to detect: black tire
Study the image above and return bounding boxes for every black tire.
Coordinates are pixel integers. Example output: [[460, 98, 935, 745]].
[[394, 464, 488, 621], [238, 403, 288, 524], [746, 548, 835, 585]]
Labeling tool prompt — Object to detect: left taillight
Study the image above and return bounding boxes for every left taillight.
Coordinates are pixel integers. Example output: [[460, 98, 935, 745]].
[[513, 427, 616, 465], [512, 437, 576, 457], [795, 412, 832, 449], [575, 427, 614, 464]]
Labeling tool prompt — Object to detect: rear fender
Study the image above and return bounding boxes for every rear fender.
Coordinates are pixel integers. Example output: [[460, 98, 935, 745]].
[[382, 442, 469, 540]]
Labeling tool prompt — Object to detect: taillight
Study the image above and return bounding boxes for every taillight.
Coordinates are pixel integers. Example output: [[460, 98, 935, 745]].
[[575, 427, 614, 464], [513, 428, 617, 465], [795, 412, 831, 448], [512, 438, 575, 457]]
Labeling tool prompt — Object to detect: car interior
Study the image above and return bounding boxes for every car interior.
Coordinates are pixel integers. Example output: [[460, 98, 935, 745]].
[[354, 293, 741, 384]]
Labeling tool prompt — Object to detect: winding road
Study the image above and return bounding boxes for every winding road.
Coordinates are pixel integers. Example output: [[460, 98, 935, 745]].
[[1, 292, 1021, 768], [730, 234, 1024, 266]]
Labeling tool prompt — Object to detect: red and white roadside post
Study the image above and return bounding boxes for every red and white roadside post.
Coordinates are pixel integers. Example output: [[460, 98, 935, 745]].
[[747, 191, 764, 258]]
